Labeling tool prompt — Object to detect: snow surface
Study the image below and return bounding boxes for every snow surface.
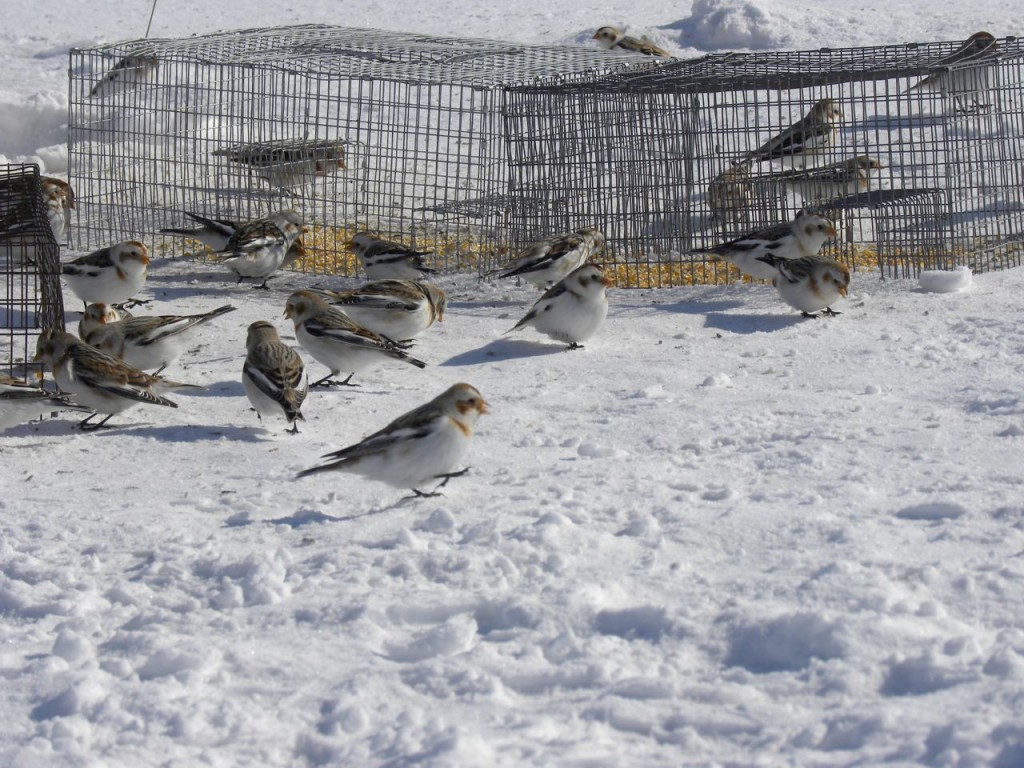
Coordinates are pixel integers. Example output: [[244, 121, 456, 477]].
[[4, 0, 1024, 766]]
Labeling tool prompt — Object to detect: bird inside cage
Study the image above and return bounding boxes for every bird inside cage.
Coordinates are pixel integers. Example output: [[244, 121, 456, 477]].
[[908, 31, 999, 113], [212, 140, 348, 190], [89, 54, 158, 98], [743, 98, 843, 169]]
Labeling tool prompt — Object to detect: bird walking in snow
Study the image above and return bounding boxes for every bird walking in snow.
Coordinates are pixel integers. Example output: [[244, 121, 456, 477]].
[[592, 26, 670, 57], [744, 98, 843, 168], [489, 226, 605, 289], [312, 279, 447, 342], [79, 303, 237, 374], [297, 382, 488, 497], [61, 240, 150, 308], [242, 321, 307, 433], [507, 263, 613, 349], [704, 210, 836, 281], [349, 232, 437, 280], [0, 373, 91, 432], [284, 290, 427, 388], [756, 254, 851, 318], [215, 210, 303, 289]]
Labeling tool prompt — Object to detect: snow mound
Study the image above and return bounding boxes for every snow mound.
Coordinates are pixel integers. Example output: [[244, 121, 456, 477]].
[[669, 0, 792, 50], [919, 266, 972, 294], [0, 90, 68, 173], [724, 612, 846, 672]]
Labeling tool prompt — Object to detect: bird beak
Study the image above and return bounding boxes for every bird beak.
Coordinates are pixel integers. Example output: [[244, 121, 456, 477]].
[[601, 275, 615, 287], [592, 32, 601, 40], [838, 286, 848, 297], [479, 399, 490, 414], [826, 224, 837, 238], [283, 307, 293, 319]]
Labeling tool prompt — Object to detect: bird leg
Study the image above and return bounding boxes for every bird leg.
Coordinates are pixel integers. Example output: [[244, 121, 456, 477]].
[[288, 421, 300, 434], [79, 412, 114, 431], [252, 278, 273, 290], [122, 298, 151, 309], [821, 307, 842, 317], [405, 468, 471, 500], [565, 342, 584, 351], [310, 372, 359, 388]]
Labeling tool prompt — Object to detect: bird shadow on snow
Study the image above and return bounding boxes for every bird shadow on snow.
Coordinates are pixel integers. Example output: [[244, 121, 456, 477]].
[[703, 312, 805, 334], [85, 422, 264, 443], [179, 379, 246, 398], [439, 337, 567, 366]]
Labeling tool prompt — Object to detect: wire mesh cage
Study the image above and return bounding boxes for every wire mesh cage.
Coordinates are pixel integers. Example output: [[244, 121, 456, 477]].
[[1, 164, 65, 380], [68, 25, 663, 277], [500, 34, 1024, 285]]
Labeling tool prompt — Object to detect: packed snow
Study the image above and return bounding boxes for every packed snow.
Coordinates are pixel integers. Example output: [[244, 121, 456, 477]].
[[3, 0, 1024, 765]]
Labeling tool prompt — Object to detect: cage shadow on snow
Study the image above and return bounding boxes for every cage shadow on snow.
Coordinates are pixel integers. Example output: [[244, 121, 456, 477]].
[[67, 27, 1024, 287]]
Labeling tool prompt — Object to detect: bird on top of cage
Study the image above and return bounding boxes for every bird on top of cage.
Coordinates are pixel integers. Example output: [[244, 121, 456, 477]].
[[743, 98, 843, 168], [310, 279, 447, 343], [34, 329, 202, 431], [296, 382, 488, 498], [703, 210, 836, 281], [89, 54, 159, 98], [781, 156, 884, 203], [161, 211, 307, 265], [61, 240, 150, 308], [506, 263, 613, 350], [284, 290, 427, 388], [214, 210, 304, 289], [41, 177, 74, 244], [593, 26, 670, 57], [242, 321, 307, 434], [756, 254, 851, 318], [79, 303, 238, 374], [348, 232, 437, 281], [0, 373, 92, 432], [907, 31, 999, 113], [488, 226, 605, 289]]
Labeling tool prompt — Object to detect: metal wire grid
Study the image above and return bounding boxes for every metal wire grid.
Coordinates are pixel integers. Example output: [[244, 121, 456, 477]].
[[68, 25, 664, 275], [0, 165, 64, 381], [500, 35, 1024, 284]]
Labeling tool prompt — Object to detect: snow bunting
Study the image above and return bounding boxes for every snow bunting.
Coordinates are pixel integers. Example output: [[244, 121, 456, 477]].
[[79, 303, 237, 374], [61, 240, 150, 308], [349, 232, 437, 280], [161, 210, 306, 263], [41, 177, 74, 243], [744, 98, 843, 168], [312, 279, 447, 341], [707, 161, 754, 227], [216, 210, 303, 288], [782, 156, 883, 202], [34, 329, 201, 430], [297, 382, 488, 497], [242, 321, 307, 433], [77, 302, 128, 339], [507, 263, 613, 349], [284, 290, 427, 387], [756, 254, 851, 317], [489, 226, 605, 288], [213, 140, 347, 189], [89, 54, 158, 98], [705, 211, 836, 280], [0, 373, 91, 432], [593, 26, 670, 57], [909, 32, 999, 112]]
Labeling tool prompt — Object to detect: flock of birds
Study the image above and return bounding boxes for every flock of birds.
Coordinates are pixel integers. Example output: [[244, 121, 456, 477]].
[[2, 29, 1001, 496]]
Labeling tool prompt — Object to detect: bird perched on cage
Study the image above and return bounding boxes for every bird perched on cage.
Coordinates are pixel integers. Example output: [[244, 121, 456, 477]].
[[349, 232, 437, 280], [79, 303, 237, 374], [756, 254, 851, 318], [907, 31, 999, 113], [743, 98, 843, 168], [242, 321, 307, 433], [34, 329, 202, 431], [488, 226, 605, 289], [296, 382, 488, 497], [161, 211, 307, 264], [0, 373, 92, 432], [61, 240, 150, 308], [593, 26, 670, 57], [89, 54, 159, 98], [507, 263, 613, 350], [703, 210, 836, 281], [707, 161, 754, 228], [215, 210, 304, 289], [41, 177, 74, 244], [781, 156, 883, 203], [311, 280, 447, 342], [284, 290, 427, 388]]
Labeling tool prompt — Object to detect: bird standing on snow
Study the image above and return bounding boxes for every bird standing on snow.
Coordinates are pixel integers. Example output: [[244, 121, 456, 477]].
[[0, 373, 91, 432], [744, 98, 843, 168], [242, 321, 307, 433], [593, 26, 670, 57], [61, 241, 150, 308], [349, 233, 437, 280], [284, 290, 427, 388], [79, 303, 237, 374], [161, 210, 307, 265], [704, 210, 836, 281], [507, 263, 613, 349], [756, 254, 851, 318], [312, 280, 447, 342], [34, 330, 201, 430], [489, 226, 605, 289], [216, 210, 303, 289], [296, 382, 488, 497]]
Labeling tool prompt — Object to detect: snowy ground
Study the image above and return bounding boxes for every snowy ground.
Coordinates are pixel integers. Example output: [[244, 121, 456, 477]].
[[3, 0, 1024, 765], [3, 257, 1024, 766]]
